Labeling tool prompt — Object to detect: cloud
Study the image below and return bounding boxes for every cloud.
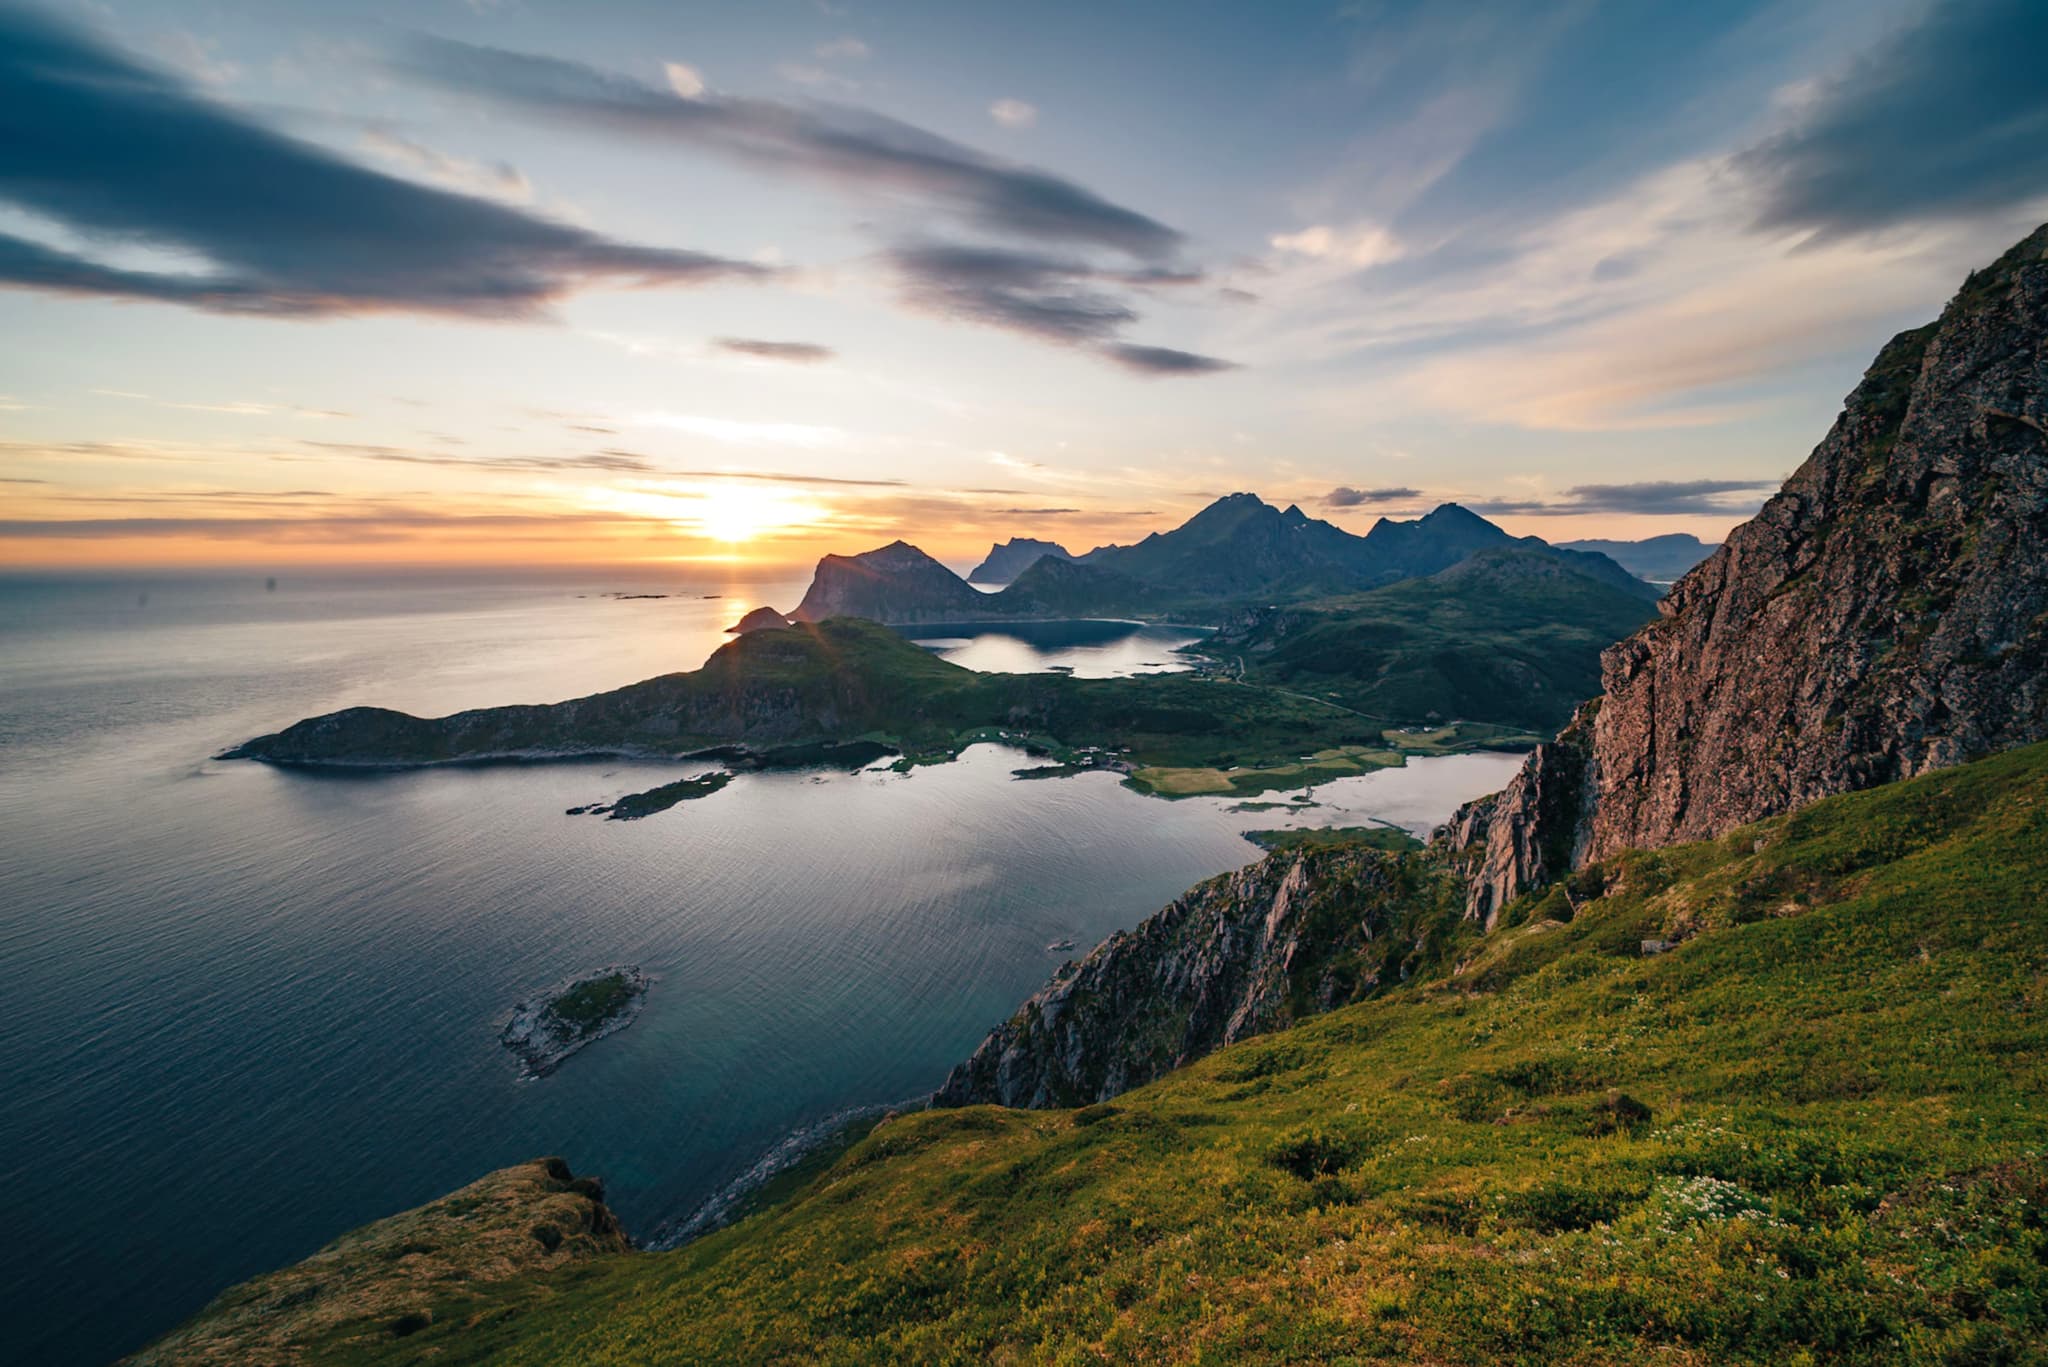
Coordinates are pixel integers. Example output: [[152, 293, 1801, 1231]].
[[0, 512, 649, 541], [814, 37, 869, 61], [301, 438, 909, 488], [886, 244, 1232, 374], [1322, 485, 1421, 506], [1269, 223, 1403, 267], [1467, 478, 1779, 516], [990, 98, 1037, 129], [1741, 0, 2048, 237], [888, 243, 1137, 342], [302, 441, 660, 473], [0, 5, 767, 317], [394, 35, 1181, 257], [359, 127, 532, 202], [663, 61, 705, 98], [1101, 343, 1237, 376], [714, 337, 836, 363]]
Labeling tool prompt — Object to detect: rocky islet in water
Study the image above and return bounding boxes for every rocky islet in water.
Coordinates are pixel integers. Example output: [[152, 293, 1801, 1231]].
[[499, 966, 652, 1078]]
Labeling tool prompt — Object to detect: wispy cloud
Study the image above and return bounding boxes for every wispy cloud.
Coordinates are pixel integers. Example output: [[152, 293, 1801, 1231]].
[[714, 337, 836, 363], [359, 127, 533, 203], [1467, 478, 1779, 516], [1322, 485, 1420, 507], [393, 35, 1182, 258], [886, 243, 1232, 375], [302, 441, 660, 474], [990, 98, 1037, 129], [1102, 344, 1237, 377], [0, 5, 767, 317]]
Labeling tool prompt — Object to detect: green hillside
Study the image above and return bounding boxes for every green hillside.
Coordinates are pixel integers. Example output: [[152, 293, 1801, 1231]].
[[164, 740, 2048, 1365], [1231, 549, 1661, 729]]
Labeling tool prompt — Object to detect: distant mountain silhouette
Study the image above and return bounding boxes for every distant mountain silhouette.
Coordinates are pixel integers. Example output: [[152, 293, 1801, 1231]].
[[1558, 533, 1718, 582], [967, 538, 1075, 586]]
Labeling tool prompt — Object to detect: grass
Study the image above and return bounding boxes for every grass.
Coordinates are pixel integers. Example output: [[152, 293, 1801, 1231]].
[[543, 974, 640, 1040], [601, 772, 731, 820], [1128, 743, 1409, 797], [1244, 825, 1424, 854], [196, 740, 2048, 1365]]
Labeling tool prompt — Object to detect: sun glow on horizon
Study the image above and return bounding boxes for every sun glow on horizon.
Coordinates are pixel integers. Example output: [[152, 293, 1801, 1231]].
[[584, 482, 828, 547]]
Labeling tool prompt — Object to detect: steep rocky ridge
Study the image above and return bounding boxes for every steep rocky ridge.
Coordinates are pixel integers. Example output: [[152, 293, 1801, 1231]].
[[936, 844, 1461, 1107], [1451, 221, 2048, 924]]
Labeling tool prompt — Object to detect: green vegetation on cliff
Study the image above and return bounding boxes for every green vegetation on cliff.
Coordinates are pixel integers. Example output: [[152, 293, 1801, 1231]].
[[159, 741, 2048, 1365]]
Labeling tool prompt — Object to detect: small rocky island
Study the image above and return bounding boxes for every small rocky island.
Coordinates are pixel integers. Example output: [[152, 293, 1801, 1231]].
[[500, 966, 651, 1078]]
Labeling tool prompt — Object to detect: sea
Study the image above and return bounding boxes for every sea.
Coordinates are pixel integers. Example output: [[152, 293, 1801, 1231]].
[[0, 569, 1523, 1365]]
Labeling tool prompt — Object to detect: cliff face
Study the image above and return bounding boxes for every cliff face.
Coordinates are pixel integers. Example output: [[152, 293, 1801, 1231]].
[[935, 845, 1459, 1108], [1453, 222, 2048, 920]]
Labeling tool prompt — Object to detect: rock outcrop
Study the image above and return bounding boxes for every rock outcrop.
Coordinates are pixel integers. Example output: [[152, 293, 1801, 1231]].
[[1450, 222, 2048, 922], [935, 845, 1460, 1107], [791, 541, 988, 624], [727, 605, 791, 634]]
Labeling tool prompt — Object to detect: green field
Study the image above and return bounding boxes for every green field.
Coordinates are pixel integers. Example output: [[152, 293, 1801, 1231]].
[[165, 740, 2048, 1365]]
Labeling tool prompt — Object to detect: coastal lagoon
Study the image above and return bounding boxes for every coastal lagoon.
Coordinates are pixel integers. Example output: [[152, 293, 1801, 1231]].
[[907, 618, 1210, 676], [0, 573, 1521, 1365]]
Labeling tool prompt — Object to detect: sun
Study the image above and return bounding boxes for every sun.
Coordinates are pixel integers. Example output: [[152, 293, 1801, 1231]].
[[693, 485, 818, 543]]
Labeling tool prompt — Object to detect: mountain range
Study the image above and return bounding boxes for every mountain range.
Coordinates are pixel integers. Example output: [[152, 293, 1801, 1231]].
[[787, 497, 1657, 627]]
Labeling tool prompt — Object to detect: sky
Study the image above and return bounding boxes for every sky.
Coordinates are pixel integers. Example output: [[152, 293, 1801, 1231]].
[[2, 0, 2046, 571]]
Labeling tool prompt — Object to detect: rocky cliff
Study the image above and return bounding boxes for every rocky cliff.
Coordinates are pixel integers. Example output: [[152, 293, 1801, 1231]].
[[935, 844, 1460, 1107], [1451, 222, 2048, 923]]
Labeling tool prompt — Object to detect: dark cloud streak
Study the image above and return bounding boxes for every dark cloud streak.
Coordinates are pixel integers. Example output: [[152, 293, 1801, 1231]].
[[1467, 478, 1777, 516], [886, 244, 1233, 375], [1742, 0, 2048, 237], [1322, 485, 1421, 507], [715, 338, 836, 363], [0, 4, 765, 316]]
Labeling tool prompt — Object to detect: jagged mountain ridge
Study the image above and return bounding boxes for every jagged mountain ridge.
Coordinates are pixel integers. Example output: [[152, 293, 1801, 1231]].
[[1450, 220, 2048, 924], [781, 497, 1653, 627]]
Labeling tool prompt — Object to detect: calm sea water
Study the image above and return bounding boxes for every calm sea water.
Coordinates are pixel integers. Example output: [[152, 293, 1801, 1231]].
[[0, 571, 1521, 1366]]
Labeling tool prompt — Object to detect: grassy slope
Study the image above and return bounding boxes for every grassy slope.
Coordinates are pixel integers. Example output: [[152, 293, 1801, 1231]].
[[283, 741, 2048, 1366]]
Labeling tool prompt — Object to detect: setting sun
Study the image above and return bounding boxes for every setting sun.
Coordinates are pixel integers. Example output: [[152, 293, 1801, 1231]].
[[694, 484, 820, 543]]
